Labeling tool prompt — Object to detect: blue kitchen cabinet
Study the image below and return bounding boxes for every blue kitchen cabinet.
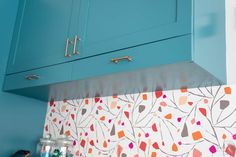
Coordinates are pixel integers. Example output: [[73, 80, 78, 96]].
[[6, 0, 191, 74], [7, 0, 79, 74], [4, 0, 229, 102], [5, 35, 194, 101], [71, 0, 192, 58]]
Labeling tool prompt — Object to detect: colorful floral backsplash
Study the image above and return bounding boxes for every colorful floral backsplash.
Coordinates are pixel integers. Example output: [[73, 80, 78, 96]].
[[44, 85, 236, 157]]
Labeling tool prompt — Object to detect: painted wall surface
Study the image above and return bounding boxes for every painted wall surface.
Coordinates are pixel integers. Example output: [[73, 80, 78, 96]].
[[193, 0, 227, 83], [226, 0, 236, 84], [45, 85, 236, 157], [0, 0, 47, 156]]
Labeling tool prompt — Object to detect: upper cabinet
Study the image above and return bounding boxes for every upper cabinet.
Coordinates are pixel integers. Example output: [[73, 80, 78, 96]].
[[6, 0, 191, 74], [4, 0, 234, 101], [7, 0, 81, 74], [75, 0, 192, 57]]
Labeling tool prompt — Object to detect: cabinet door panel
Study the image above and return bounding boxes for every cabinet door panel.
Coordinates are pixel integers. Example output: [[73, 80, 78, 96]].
[[4, 62, 72, 90], [72, 35, 191, 82], [7, 0, 74, 74], [75, 0, 191, 58]]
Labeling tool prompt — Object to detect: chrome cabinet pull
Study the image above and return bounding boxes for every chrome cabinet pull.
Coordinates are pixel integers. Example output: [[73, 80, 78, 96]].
[[64, 38, 72, 57], [25, 75, 40, 80], [111, 56, 132, 64], [73, 35, 81, 55]]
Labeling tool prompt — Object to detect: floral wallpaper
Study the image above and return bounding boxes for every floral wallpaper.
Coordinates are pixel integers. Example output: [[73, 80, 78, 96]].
[[44, 85, 236, 157]]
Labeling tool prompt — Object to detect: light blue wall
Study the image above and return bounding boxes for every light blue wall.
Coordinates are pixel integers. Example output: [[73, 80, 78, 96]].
[[193, 0, 226, 83], [0, 0, 47, 156]]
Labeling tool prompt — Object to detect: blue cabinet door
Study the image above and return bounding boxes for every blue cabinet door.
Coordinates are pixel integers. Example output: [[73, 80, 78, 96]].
[[71, 0, 192, 59], [7, 0, 77, 74], [71, 35, 191, 83]]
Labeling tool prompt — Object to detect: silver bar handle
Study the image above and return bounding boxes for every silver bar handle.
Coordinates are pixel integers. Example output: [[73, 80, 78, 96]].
[[25, 75, 40, 80], [111, 56, 132, 64], [64, 38, 72, 57], [73, 35, 81, 55]]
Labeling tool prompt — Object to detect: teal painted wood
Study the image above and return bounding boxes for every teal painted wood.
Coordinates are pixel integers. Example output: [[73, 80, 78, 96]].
[[4, 62, 73, 90], [3, 0, 229, 102], [0, 0, 47, 156], [71, 35, 192, 81], [72, 0, 192, 58], [6, 0, 76, 74], [4, 35, 192, 101]]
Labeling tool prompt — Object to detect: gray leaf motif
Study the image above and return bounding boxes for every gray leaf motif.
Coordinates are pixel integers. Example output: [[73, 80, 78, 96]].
[[110, 124, 115, 136], [60, 125, 64, 135], [139, 105, 145, 113], [81, 108, 87, 115], [181, 123, 188, 137], [121, 153, 127, 157], [220, 100, 230, 110], [158, 106, 162, 112]]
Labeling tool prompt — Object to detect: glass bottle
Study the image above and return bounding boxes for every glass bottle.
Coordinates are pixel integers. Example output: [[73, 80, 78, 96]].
[[52, 135, 73, 157], [37, 134, 55, 157]]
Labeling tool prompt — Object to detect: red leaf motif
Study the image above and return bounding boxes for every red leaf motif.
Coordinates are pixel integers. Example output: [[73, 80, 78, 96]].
[[75, 150, 80, 156], [73, 140, 76, 146], [63, 99, 67, 103], [53, 118, 57, 122], [97, 106, 103, 110], [152, 123, 158, 132], [80, 139, 86, 148], [117, 145, 123, 157], [139, 141, 147, 152], [124, 111, 129, 119], [155, 90, 163, 99], [90, 140, 94, 146], [45, 125, 48, 132], [193, 148, 202, 157], [65, 130, 71, 137], [199, 108, 207, 117], [225, 144, 236, 156], [95, 97, 100, 103], [100, 116, 105, 121], [49, 99, 54, 107], [152, 142, 159, 149], [188, 102, 193, 106], [71, 114, 75, 120], [90, 124, 94, 131]]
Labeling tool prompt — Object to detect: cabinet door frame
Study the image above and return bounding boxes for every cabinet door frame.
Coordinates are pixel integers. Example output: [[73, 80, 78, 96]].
[[6, 0, 76, 74], [72, 0, 192, 59]]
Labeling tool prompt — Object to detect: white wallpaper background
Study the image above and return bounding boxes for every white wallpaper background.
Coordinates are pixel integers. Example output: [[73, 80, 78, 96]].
[[44, 85, 236, 157]]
